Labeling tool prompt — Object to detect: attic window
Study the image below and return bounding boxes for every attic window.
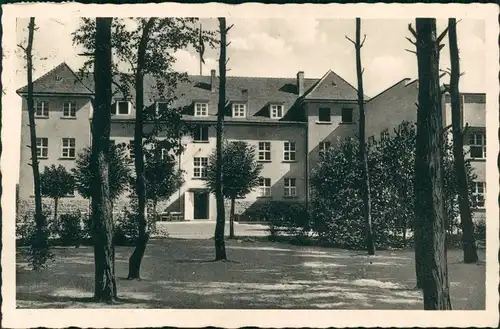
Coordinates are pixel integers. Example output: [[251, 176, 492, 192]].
[[194, 102, 208, 117], [156, 101, 169, 115], [54, 75, 63, 81], [270, 104, 283, 119], [232, 103, 246, 118], [111, 100, 131, 115]]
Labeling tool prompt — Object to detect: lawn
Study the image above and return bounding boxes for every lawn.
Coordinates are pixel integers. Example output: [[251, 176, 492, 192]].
[[16, 238, 485, 309]]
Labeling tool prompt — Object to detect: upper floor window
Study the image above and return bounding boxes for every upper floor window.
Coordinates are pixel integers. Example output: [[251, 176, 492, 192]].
[[258, 142, 271, 161], [342, 108, 353, 123], [193, 157, 208, 178], [283, 141, 296, 161], [258, 178, 271, 197], [318, 108, 331, 122], [284, 178, 297, 197], [472, 182, 486, 208], [35, 101, 49, 118], [61, 138, 76, 159], [36, 137, 48, 158], [156, 101, 169, 116], [270, 104, 284, 119], [193, 125, 209, 142], [194, 102, 208, 117], [232, 103, 247, 118], [111, 100, 131, 115], [62, 101, 77, 118], [319, 141, 331, 157], [469, 132, 486, 159]]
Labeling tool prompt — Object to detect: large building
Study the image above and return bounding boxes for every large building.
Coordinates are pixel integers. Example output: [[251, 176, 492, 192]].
[[17, 62, 486, 221]]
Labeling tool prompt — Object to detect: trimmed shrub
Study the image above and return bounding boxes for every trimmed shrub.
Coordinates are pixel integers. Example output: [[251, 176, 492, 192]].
[[114, 205, 158, 246], [59, 211, 84, 246]]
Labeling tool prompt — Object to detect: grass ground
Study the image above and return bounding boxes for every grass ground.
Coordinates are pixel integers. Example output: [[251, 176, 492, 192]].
[[16, 238, 485, 309]]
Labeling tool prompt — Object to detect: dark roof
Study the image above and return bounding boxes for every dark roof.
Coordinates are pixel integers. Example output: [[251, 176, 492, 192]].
[[18, 62, 362, 120], [16, 62, 94, 95]]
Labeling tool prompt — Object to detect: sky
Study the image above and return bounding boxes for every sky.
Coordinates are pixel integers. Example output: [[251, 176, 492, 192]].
[[15, 17, 486, 97]]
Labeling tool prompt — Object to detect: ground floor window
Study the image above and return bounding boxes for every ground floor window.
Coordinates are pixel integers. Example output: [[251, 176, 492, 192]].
[[284, 178, 297, 197]]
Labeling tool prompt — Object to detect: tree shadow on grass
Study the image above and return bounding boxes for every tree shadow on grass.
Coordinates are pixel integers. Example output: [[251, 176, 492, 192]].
[[173, 258, 241, 264]]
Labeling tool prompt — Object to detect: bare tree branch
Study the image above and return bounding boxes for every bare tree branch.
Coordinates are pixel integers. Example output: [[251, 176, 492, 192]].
[[461, 122, 470, 137], [226, 41, 231, 47], [439, 44, 445, 51], [226, 24, 234, 33], [405, 49, 417, 55], [405, 37, 416, 46], [360, 34, 367, 48], [437, 26, 449, 44], [408, 23, 417, 38], [17, 44, 27, 52], [77, 52, 94, 57], [345, 35, 355, 45]]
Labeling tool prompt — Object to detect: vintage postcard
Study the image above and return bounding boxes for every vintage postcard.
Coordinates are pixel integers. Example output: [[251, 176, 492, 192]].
[[1, 2, 499, 328]]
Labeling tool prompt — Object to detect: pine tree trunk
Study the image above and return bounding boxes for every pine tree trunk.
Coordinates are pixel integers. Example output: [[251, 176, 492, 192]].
[[92, 17, 117, 302], [128, 18, 155, 280], [414, 18, 452, 310], [353, 18, 375, 255], [448, 18, 478, 264], [214, 18, 227, 261], [229, 197, 235, 239]]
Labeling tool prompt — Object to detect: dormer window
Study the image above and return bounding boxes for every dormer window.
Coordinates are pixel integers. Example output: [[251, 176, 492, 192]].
[[270, 104, 284, 119], [156, 101, 169, 116], [111, 100, 131, 115], [232, 103, 246, 118], [194, 102, 208, 117]]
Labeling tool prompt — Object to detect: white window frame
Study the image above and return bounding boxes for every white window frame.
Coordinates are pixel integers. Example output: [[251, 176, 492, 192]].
[[156, 101, 169, 116], [113, 100, 131, 115], [36, 137, 48, 158], [161, 148, 169, 160], [258, 142, 271, 161], [193, 125, 209, 142], [232, 103, 247, 118], [193, 157, 208, 178], [61, 138, 76, 159], [270, 104, 284, 119], [319, 141, 331, 157], [472, 182, 486, 208], [194, 102, 209, 117], [469, 132, 486, 159], [283, 141, 296, 161], [258, 178, 271, 197], [62, 101, 77, 118], [284, 178, 297, 197], [35, 100, 49, 117]]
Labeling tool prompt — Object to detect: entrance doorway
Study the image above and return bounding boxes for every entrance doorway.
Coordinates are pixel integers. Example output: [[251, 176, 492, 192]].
[[193, 191, 209, 219]]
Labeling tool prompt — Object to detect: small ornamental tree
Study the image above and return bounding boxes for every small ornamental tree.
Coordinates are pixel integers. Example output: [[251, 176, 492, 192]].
[[40, 164, 75, 227], [144, 147, 185, 216], [72, 144, 132, 204], [206, 141, 263, 238]]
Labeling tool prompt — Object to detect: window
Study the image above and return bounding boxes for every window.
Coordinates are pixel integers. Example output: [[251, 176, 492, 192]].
[[284, 178, 297, 197], [193, 125, 209, 142], [161, 148, 168, 160], [258, 142, 271, 161], [61, 138, 76, 158], [318, 108, 331, 122], [381, 129, 390, 139], [193, 157, 208, 178], [283, 141, 296, 161], [270, 104, 283, 119], [194, 102, 208, 117], [156, 102, 169, 115], [35, 101, 49, 117], [319, 141, 331, 157], [469, 132, 486, 159], [111, 101, 130, 115], [36, 138, 48, 158], [342, 108, 353, 123], [129, 140, 135, 160], [62, 102, 76, 118], [232, 103, 246, 117], [472, 182, 486, 208], [258, 178, 271, 197]]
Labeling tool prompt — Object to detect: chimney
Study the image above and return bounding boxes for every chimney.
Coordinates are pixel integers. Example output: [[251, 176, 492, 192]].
[[210, 69, 216, 92], [297, 71, 304, 96]]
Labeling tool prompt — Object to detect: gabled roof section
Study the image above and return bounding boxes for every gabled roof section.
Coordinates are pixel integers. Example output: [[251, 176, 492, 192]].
[[17, 62, 94, 95], [302, 70, 359, 101]]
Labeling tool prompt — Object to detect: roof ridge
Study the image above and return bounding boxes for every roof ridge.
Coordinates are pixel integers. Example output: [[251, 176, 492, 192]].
[[302, 70, 332, 98], [367, 78, 411, 104], [64, 62, 95, 94]]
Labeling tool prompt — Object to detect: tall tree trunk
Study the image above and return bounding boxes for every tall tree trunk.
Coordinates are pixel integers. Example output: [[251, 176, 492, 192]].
[[229, 197, 235, 239], [0, 6, 3, 317], [128, 18, 156, 280], [214, 17, 227, 261], [414, 18, 452, 310], [448, 18, 478, 264], [353, 18, 375, 255], [91, 17, 117, 302], [53, 197, 58, 228]]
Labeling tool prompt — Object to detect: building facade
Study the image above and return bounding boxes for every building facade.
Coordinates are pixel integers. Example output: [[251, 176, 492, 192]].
[[17, 62, 486, 221]]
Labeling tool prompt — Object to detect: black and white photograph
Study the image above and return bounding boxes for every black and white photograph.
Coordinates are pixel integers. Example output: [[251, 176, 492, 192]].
[[1, 3, 498, 328]]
